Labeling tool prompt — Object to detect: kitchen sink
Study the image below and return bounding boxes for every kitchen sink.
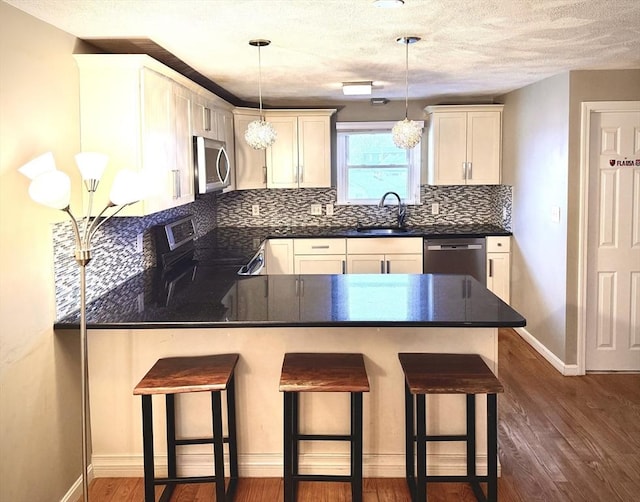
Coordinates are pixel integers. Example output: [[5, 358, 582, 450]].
[[355, 226, 409, 235]]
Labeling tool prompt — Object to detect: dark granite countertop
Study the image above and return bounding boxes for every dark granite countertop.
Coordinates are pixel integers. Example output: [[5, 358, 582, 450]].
[[192, 224, 512, 264], [55, 271, 525, 330]]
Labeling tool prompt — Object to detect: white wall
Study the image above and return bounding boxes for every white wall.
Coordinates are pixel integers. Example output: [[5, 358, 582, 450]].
[[0, 3, 84, 500], [500, 73, 571, 361]]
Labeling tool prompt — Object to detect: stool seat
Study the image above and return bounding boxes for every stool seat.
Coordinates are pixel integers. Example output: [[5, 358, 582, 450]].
[[134, 354, 239, 395], [399, 353, 503, 395], [280, 353, 370, 393]]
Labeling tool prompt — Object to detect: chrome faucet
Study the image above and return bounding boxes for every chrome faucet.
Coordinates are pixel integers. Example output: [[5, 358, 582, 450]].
[[378, 191, 406, 228]]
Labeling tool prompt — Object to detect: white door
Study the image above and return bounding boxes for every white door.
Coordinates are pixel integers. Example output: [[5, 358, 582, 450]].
[[586, 108, 640, 371]]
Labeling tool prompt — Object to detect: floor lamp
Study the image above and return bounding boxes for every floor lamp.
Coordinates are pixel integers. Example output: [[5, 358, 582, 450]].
[[19, 152, 143, 502]]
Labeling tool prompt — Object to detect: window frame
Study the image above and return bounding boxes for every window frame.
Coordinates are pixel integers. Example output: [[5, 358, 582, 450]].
[[336, 121, 423, 206]]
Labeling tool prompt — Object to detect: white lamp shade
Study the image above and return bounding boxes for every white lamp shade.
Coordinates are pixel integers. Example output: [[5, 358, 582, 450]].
[[28, 170, 71, 209], [18, 152, 57, 180], [245, 119, 277, 150], [75, 152, 108, 181], [109, 169, 143, 206]]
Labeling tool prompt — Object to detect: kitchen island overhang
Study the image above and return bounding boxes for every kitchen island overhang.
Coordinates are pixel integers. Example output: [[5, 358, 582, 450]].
[[56, 273, 525, 479]]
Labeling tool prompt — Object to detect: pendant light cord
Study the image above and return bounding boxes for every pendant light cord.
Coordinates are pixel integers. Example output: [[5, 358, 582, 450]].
[[258, 44, 264, 119], [404, 39, 409, 120]]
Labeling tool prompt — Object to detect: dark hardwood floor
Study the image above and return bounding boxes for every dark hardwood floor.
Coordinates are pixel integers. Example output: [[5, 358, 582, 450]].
[[82, 329, 640, 501]]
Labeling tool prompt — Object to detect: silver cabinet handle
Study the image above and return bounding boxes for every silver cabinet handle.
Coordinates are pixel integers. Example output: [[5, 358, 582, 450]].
[[386, 260, 391, 274], [172, 170, 180, 199], [342, 260, 346, 274], [203, 107, 211, 132], [468, 161, 472, 180], [311, 245, 330, 249], [263, 165, 267, 184], [488, 258, 494, 277], [380, 260, 385, 274], [462, 162, 467, 180]]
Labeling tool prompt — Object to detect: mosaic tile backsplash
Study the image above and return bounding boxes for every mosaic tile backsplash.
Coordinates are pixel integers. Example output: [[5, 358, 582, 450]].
[[53, 185, 511, 319]]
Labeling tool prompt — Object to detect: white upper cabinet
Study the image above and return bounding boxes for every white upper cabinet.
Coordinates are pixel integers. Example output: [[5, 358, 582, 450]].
[[233, 108, 267, 190], [425, 105, 503, 186], [75, 54, 234, 215], [192, 93, 220, 139], [264, 109, 336, 189]]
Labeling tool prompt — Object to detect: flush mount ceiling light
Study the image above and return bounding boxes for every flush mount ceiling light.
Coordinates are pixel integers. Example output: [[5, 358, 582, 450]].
[[373, 0, 405, 7], [245, 39, 277, 150], [392, 36, 422, 150], [342, 81, 373, 96]]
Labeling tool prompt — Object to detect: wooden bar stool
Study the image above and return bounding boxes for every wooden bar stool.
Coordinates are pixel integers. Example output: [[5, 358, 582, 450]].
[[279, 353, 370, 502], [398, 353, 504, 502], [133, 354, 239, 502]]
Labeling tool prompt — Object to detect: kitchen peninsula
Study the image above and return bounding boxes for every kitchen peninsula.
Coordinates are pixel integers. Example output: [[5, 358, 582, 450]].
[[56, 257, 525, 479]]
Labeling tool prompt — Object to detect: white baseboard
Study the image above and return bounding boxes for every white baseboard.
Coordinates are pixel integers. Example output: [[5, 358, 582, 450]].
[[92, 452, 500, 479], [514, 327, 580, 376], [59, 465, 93, 502]]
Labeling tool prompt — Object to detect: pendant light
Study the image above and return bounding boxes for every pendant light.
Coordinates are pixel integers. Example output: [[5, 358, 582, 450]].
[[245, 39, 277, 150], [392, 36, 422, 149]]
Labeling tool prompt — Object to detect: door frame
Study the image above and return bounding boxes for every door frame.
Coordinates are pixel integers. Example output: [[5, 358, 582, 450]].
[[577, 100, 640, 374]]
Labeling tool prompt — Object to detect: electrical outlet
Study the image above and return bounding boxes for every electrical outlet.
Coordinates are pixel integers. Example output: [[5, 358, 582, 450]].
[[431, 202, 440, 215], [137, 293, 145, 313], [310, 203, 322, 215], [251, 204, 260, 216], [325, 203, 334, 216], [136, 233, 144, 253]]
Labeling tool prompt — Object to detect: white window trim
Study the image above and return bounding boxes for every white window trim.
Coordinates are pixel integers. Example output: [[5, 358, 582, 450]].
[[336, 121, 423, 206]]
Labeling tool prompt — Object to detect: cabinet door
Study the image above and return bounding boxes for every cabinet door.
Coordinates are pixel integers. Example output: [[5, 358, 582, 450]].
[[385, 254, 423, 274], [428, 112, 467, 185], [219, 110, 236, 191], [298, 114, 331, 188], [141, 68, 176, 214], [347, 254, 386, 274], [192, 96, 219, 139], [266, 115, 299, 188], [466, 111, 501, 185], [486, 252, 510, 303], [171, 84, 195, 207], [294, 255, 346, 274], [233, 110, 267, 189], [266, 239, 294, 274]]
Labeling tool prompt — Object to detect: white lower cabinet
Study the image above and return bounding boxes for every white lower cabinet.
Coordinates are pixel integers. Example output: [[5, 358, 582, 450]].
[[346, 238, 423, 274], [265, 239, 294, 274], [486, 236, 511, 303], [293, 238, 346, 274]]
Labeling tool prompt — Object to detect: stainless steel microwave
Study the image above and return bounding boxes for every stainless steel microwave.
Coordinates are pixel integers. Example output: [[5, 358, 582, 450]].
[[193, 136, 231, 194]]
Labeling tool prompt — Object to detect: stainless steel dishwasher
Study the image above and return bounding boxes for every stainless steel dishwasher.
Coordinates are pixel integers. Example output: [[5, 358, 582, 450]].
[[423, 237, 486, 285]]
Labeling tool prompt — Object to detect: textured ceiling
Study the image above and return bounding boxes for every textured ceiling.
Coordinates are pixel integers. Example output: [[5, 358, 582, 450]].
[[5, 0, 640, 106]]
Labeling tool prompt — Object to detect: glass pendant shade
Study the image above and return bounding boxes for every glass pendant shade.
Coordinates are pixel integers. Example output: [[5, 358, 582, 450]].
[[28, 170, 71, 209], [245, 118, 277, 150], [392, 118, 422, 149], [109, 169, 143, 206], [75, 152, 108, 181], [18, 151, 56, 179]]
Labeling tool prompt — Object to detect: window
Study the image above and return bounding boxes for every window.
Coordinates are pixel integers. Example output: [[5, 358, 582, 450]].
[[336, 121, 422, 205]]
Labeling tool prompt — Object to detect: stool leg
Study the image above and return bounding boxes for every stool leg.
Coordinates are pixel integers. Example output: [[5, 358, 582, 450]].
[[292, 392, 300, 501], [487, 393, 498, 502], [351, 392, 363, 502], [141, 395, 155, 502], [226, 373, 239, 491], [283, 391, 294, 502], [166, 394, 177, 480], [466, 394, 476, 481], [211, 391, 226, 502], [404, 381, 415, 497], [416, 393, 426, 502]]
